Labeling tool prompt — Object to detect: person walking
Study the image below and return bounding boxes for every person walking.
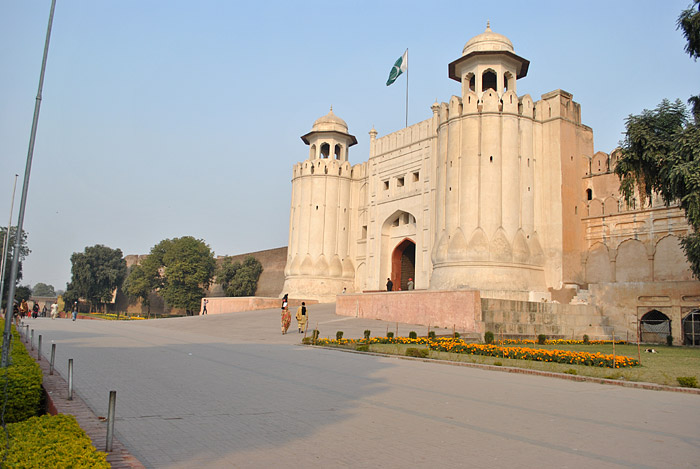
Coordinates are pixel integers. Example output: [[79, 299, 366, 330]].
[[201, 298, 208, 315], [71, 302, 78, 321], [19, 299, 29, 319], [386, 278, 393, 291], [295, 302, 307, 333], [32, 303, 39, 319], [50, 302, 58, 320], [407, 278, 414, 290], [281, 305, 291, 335]]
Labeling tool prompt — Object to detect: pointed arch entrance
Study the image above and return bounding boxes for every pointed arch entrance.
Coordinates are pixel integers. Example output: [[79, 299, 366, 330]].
[[391, 238, 416, 291], [640, 310, 671, 344]]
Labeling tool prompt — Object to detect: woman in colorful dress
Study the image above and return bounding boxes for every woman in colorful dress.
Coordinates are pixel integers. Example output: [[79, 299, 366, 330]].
[[281, 294, 291, 334]]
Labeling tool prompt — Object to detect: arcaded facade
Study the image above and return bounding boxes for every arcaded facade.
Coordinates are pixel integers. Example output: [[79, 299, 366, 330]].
[[282, 26, 699, 343]]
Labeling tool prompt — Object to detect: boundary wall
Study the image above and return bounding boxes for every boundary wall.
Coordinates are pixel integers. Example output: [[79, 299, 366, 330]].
[[200, 297, 318, 315]]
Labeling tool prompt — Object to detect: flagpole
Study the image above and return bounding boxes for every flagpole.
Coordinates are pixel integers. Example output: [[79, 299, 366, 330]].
[[405, 48, 409, 128]]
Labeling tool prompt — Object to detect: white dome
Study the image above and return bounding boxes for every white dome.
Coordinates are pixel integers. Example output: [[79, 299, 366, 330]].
[[463, 22, 514, 56], [312, 107, 349, 133]]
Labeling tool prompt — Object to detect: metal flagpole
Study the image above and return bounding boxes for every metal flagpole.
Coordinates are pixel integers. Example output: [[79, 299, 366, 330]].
[[405, 48, 409, 128], [0, 175, 19, 318], [1, 0, 57, 368]]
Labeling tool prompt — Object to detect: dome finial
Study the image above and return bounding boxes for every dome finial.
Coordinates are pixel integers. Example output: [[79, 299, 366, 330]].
[[330, 105, 333, 112], [486, 20, 491, 31]]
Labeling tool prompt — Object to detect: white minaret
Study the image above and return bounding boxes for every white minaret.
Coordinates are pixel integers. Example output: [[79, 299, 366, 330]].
[[282, 108, 357, 301]]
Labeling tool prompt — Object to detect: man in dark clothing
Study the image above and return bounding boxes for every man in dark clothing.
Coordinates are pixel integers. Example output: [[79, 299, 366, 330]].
[[386, 278, 393, 291]]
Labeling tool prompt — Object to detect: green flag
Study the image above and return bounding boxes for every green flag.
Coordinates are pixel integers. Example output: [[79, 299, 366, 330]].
[[386, 50, 407, 86]]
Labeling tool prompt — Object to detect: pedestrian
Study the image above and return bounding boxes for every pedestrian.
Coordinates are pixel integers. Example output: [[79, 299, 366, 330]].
[[407, 278, 414, 290], [32, 303, 39, 319], [296, 302, 307, 333], [386, 278, 393, 291], [72, 302, 78, 321], [42, 304, 47, 317], [202, 298, 208, 315], [50, 302, 58, 320], [12, 301, 20, 326], [19, 299, 29, 319], [281, 304, 291, 335], [341, 287, 347, 294], [281, 293, 288, 310]]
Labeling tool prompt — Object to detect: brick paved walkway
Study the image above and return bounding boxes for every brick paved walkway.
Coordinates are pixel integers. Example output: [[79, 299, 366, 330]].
[[21, 305, 700, 468]]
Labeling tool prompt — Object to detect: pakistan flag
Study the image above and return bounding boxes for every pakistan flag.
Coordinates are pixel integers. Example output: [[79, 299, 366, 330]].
[[386, 50, 408, 86]]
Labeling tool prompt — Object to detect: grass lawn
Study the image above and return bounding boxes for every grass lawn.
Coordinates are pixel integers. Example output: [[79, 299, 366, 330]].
[[356, 342, 700, 388]]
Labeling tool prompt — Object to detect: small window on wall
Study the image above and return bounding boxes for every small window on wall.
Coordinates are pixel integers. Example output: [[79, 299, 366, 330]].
[[413, 171, 420, 182], [397, 176, 404, 187], [320, 143, 330, 159], [361, 226, 367, 239], [383, 180, 389, 190], [334, 144, 342, 160], [468, 74, 475, 92], [586, 189, 593, 201]]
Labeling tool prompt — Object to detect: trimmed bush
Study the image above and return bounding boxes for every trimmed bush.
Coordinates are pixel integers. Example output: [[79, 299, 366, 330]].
[[537, 334, 547, 345], [0, 321, 43, 423], [387, 332, 394, 338], [336, 331, 344, 340], [428, 331, 436, 339], [454, 332, 460, 338], [484, 331, 494, 344], [356, 345, 369, 352], [406, 348, 429, 358], [667, 335, 674, 346], [311, 329, 319, 340], [677, 376, 698, 388], [0, 414, 109, 468], [582, 334, 590, 344], [409, 331, 417, 339], [364, 330, 371, 340]]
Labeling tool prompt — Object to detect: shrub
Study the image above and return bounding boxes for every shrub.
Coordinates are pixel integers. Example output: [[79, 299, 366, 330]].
[[428, 331, 436, 339], [582, 334, 590, 344], [564, 368, 578, 375], [301, 337, 313, 345], [454, 332, 460, 338], [0, 321, 43, 423], [409, 331, 417, 339], [336, 331, 344, 340], [666, 335, 674, 346], [356, 345, 369, 352], [677, 376, 698, 388], [387, 332, 394, 338], [406, 348, 429, 358], [493, 361, 503, 366], [537, 334, 547, 345], [0, 414, 109, 468], [311, 329, 319, 340], [484, 331, 494, 344], [364, 330, 371, 340]]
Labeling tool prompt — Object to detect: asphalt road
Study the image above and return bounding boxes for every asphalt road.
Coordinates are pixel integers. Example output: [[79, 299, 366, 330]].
[[25, 306, 700, 468]]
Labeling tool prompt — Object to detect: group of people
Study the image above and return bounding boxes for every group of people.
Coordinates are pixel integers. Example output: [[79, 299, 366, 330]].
[[386, 277, 414, 291], [280, 294, 307, 334], [10, 299, 60, 325]]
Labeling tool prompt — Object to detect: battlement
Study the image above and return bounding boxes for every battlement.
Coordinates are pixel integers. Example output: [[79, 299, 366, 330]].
[[293, 158, 353, 178], [434, 89, 583, 125], [371, 117, 434, 158]]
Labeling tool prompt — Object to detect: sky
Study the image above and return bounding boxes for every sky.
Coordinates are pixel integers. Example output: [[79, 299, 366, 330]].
[[1, 0, 699, 291]]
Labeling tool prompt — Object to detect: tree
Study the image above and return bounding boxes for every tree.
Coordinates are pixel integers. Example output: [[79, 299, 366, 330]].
[[217, 256, 263, 297], [14, 285, 31, 303], [0, 226, 30, 309], [32, 282, 56, 297], [140, 236, 215, 314], [616, 4, 700, 276], [123, 264, 156, 317], [65, 245, 127, 312], [678, 1, 700, 120]]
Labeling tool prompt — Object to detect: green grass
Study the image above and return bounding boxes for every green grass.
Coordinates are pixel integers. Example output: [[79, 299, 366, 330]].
[[364, 343, 700, 387]]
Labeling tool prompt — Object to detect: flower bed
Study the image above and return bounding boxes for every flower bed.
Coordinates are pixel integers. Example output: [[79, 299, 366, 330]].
[[311, 336, 640, 368]]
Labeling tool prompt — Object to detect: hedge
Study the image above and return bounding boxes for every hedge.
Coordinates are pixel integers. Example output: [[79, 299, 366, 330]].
[[0, 320, 43, 423], [0, 414, 109, 468]]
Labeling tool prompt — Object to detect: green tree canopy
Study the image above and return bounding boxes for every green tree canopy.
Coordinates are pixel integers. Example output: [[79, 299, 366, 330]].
[[141, 236, 216, 314], [65, 244, 127, 311], [14, 285, 32, 303], [616, 4, 700, 277], [123, 264, 156, 316], [216, 256, 263, 297], [1, 227, 30, 309], [32, 282, 56, 297]]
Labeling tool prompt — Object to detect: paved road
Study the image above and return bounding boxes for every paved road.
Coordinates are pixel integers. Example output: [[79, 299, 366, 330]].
[[25, 306, 699, 468]]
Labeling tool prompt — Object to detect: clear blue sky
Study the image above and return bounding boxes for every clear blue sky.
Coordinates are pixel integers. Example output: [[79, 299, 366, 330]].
[[1, 0, 698, 291]]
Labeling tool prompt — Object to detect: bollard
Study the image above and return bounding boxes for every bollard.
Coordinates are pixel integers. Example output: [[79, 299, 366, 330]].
[[68, 359, 73, 400], [37, 335, 42, 361], [50, 343, 56, 375], [105, 391, 117, 452], [30, 330, 34, 350], [25, 325, 29, 343]]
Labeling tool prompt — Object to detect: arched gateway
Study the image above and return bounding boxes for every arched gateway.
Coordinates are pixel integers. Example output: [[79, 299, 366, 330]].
[[391, 238, 416, 291]]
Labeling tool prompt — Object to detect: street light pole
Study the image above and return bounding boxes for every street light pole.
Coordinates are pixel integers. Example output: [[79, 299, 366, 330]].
[[1, 0, 57, 368], [0, 175, 19, 318]]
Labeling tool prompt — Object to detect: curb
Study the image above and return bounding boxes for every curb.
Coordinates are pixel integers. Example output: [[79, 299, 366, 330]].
[[20, 334, 146, 468], [305, 344, 700, 395]]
